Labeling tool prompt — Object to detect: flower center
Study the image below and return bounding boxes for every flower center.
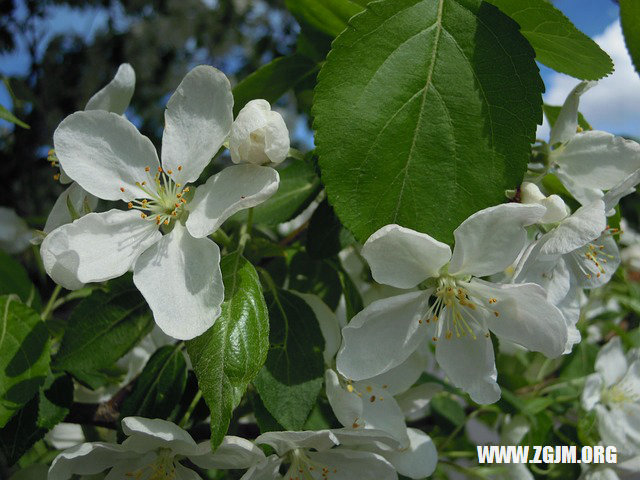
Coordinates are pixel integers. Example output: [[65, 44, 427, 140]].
[[126, 166, 190, 226], [420, 276, 497, 343], [571, 226, 620, 280], [602, 383, 640, 406], [126, 449, 176, 480], [286, 449, 337, 480], [47, 149, 62, 181]]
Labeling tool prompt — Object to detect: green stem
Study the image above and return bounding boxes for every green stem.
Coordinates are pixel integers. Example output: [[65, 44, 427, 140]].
[[439, 460, 489, 479], [538, 377, 586, 395], [211, 229, 233, 250], [41, 284, 63, 320], [237, 208, 254, 255], [51, 286, 95, 310], [179, 390, 203, 429], [287, 147, 305, 160]]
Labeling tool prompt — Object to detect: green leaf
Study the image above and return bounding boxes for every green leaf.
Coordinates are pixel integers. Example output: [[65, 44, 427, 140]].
[[289, 251, 342, 310], [233, 54, 319, 116], [543, 104, 592, 131], [329, 259, 364, 321], [314, 0, 543, 245], [488, 0, 613, 80], [431, 393, 465, 427], [0, 296, 51, 428], [0, 251, 41, 311], [187, 252, 270, 448], [37, 373, 73, 431], [306, 199, 343, 259], [254, 289, 325, 430], [119, 345, 187, 422], [559, 341, 598, 380], [621, 0, 640, 76], [577, 409, 599, 446], [286, 0, 364, 38], [53, 277, 153, 389], [0, 104, 29, 129], [0, 397, 43, 466]]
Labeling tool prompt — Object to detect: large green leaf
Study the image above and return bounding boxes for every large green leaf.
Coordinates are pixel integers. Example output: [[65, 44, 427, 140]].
[[187, 252, 269, 448], [233, 54, 319, 116], [0, 296, 51, 428], [621, 0, 640, 76], [253, 289, 324, 430], [0, 251, 41, 310], [488, 0, 613, 80], [314, 0, 543, 245], [289, 251, 342, 310], [286, 0, 364, 38], [53, 277, 153, 389], [119, 344, 187, 422]]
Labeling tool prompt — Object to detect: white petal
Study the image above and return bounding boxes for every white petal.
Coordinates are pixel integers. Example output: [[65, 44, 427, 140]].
[[396, 383, 443, 421], [555, 169, 604, 206], [557, 286, 582, 354], [549, 80, 596, 146], [240, 455, 283, 480], [121, 417, 198, 456], [336, 291, 432, 381], [307, 449, 397, 480], [539, 201, 606, 255], [263, 110, 290, 164], [552, 131, 640, 190], [540, 195, 570, 223], [468, 280, 568, 358], [85, 63, 135, 115], [618, 360, 640, 400], [595, 337, 628, 387], [435, 322, 501, 404], [362, 225, 451, 289], [512, 248, 570, 306], [54, 110, 160, 201], [186, 164, 279, 238], [48, 442, 130, 480], [174, 463, 202, 480], [297, 293, 341, 364], [0, 207, 32, 254], [603, 168, 640, 212], [45, 423, 85, 450], [595, 405, 633, 454], [448, 204, 545, 277], [44, 183, 98, 235], [161, 65, 233, 185], [377, 428, 437, 479], [189, 437, 265, 469], [565, 233, 620, 289], [255, 430, 338, 456], [330, 428, 402, 450], [102, 453, 156, 480], [325, 369, 363, 429], [41, 210, 161, 289], [133, 223, 223, 340], [367, 347, 429, 396], [581, 373, 603, 411]]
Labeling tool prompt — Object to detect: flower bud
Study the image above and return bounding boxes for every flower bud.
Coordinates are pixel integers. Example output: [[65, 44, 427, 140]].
[[229, 99, 290, 165], [520, 182, 569, 223]]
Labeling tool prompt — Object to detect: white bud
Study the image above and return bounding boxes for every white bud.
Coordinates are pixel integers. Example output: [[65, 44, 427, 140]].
[[520, 182, 569, 223], [229, 99, 290, 165], [520, 182, 545, 204]]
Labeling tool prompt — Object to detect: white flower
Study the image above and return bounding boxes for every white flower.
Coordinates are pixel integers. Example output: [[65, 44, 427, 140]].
[[0, 207, 32, 254], [547, 81, 640, 206], [40, 65, 280, 340], [582, 337, 640, 457], [336, 204, 568, 404], [48, 417, 265, 480], [229, 99, 290, 165], [520, 182, 570, 224]]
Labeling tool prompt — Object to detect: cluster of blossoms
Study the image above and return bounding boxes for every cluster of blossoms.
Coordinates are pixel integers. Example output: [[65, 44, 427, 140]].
[[3, 63, 638, 479]]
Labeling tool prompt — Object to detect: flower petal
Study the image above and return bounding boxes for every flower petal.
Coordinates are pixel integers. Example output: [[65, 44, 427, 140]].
[[581, 373, 603, 411], [603, 168, 640, 213], [307, 449, 397, 480], [362, 225, 451, 289], [539, 200, 606, 256], [189, 437, 265, 469], [255, 430, 338, 455], [619, 360, 640, 400], [336, 291, 432, 381], [377, 428, 437, 479], [367, 347, 429, 396], [396, 383, 443, 421], [552, 130, 640, 190], [186, 164, 279, 238], [448, 204, 545, 277], [240, 455, 283, 480], [161, 65, 233, 185], [54, 110, 160, 201], [468, 280, 568, 358], [434, 322, 501, 404], [174, 463, 202, 480], [565, 232, 620, 289], [85, 63, 135, 115], [297, 293, 341, 365], [549, 81, 596, 146], [48, 442, 131, 480], [41, 209, 161, 289], [555, 169, 604, 207], [121, 417, 198, 456], [595, 337, 628, 387], [133, 223, 224, 340], [44, 183, 98, 235]]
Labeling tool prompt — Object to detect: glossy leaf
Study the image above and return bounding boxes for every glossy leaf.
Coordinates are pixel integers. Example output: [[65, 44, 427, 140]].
[[621, 0, 640, 76], [0, 250, 41, 310], [285, 0, 364, 38], [187, 252, 270, 448], [314, 0, 543, 244]]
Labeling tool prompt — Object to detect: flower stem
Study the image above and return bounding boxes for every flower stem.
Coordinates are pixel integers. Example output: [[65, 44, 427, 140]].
[[179, 390, 203, 429], [237, 208, 254, 255], [41, 284, 63, 321]]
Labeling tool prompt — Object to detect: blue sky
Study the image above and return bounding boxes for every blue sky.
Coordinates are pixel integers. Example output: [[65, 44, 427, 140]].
[[0, 0, 636, 137]]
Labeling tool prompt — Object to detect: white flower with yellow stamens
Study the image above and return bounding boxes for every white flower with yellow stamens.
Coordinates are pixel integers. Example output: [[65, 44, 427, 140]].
[[48, 417, 266, 480], [336, 203, 568, 404], [40, 65, 281, 340]]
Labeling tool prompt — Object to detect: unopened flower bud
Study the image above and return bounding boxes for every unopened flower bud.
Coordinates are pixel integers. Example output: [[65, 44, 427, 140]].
[[520, 182, 569, 223]]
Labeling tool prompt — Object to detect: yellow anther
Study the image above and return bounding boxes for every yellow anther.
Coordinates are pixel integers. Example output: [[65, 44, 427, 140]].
[[167, 169, 172, 174], [128, 202, 133, 209], [346, 384, 354, 393], [365, 386, 372, 393], [53, 173, 60, 181], [141, 213, 147, 219], [145, 166, 150, 172], [178, 165, 183, 171], [120, 187, 125, 192], [494, 311, 499, 317]]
